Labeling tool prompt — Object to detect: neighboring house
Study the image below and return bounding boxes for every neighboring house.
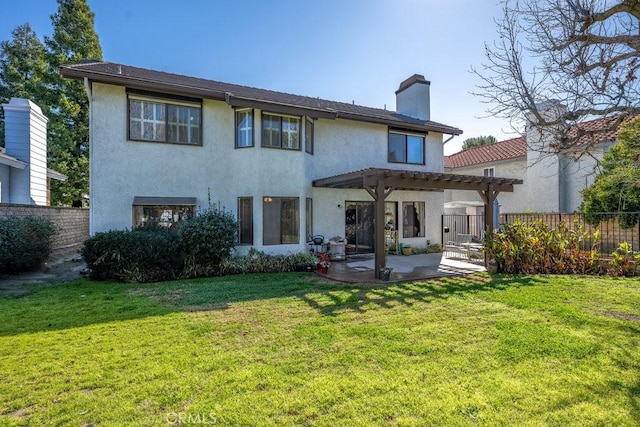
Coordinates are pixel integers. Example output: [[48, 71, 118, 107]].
[[0, 98, 66, 206], [61, 61, 521, 259], [444, 115, 621, 214]]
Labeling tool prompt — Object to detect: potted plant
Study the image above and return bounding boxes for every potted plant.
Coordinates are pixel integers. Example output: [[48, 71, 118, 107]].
[[402, 245, 413, 256], [316, 252, 330, 274]]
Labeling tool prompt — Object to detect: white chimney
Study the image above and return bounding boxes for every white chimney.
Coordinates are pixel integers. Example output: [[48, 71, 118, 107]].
[[2, 98, 49, 205], [395, 74, 430, 121]]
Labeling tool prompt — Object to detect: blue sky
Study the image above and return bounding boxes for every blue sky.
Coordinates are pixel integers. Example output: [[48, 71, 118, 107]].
[[1, 0, 517, 154]]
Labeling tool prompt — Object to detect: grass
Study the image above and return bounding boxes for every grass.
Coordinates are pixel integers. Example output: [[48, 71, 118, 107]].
[[0, 273, 639, 426]]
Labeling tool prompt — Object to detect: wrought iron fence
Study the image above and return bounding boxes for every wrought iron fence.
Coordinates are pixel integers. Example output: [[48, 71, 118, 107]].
[[500, 212, 640, 253], [442, 212, 640, 253]]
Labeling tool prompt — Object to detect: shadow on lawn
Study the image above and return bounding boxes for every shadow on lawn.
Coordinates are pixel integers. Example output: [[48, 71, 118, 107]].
[[0, 273, 544, 336]]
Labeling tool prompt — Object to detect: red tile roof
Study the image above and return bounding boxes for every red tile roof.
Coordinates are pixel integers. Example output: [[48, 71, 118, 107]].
[[444, 136, 526, 169], [445, 115, 629, 169]]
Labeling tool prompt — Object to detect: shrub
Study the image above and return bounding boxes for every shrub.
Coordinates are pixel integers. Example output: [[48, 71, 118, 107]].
[[0, 216, 56, 274], [218, 249, 316, 275], [81, 228, 182, 282], [485, 219, 599, 275], [178, 206, 238, 277]]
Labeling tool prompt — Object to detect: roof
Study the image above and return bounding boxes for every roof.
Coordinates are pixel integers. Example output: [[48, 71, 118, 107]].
[[313, 167, 523, 193], [444, 137, 526, 169], [444, 115, 630, 169], [60, 61, 462, 136], [0, 148, 66, 180], [0, 147, 27, 169]]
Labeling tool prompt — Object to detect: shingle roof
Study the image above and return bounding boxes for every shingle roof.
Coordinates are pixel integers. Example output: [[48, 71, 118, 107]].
[[444, 115, 630, 169], [60, 61, 462, 135], [444, 136, 526, 169]]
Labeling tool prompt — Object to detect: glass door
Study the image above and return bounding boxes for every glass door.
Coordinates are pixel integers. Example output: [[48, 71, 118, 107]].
[[345, 201, 375, 254]]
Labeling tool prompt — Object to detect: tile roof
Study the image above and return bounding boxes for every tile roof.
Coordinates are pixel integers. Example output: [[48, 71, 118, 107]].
[[445, 115, 630, 169], [444, 136, 526, 169], [60, 61, 462, 136]]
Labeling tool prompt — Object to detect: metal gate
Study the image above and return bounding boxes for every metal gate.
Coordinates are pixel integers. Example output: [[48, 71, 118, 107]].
[[442, 214, 484, 246]]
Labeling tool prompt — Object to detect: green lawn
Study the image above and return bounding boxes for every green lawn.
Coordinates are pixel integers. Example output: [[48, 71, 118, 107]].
[[0, 273, 639, 426]]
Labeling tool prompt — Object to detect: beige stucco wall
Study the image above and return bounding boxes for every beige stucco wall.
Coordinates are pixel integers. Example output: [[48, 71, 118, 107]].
[[89, 83, 447, 254], [445, 158, 528, 213]]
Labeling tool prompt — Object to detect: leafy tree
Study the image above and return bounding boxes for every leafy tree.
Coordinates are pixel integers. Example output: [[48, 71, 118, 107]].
[[0, 23, 49, 147], [581, 116, 640, 228], [474, 0, 640, 151], [462, 135, 497, 151], [45, 0, 102, 206]]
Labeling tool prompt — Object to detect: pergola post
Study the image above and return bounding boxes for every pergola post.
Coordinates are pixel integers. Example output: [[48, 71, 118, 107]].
[[365, 178, 393, 279], [478, 184, 499, 266]]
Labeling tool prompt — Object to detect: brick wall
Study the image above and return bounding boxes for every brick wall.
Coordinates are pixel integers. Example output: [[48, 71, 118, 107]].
[[0, 203, 89, 257]]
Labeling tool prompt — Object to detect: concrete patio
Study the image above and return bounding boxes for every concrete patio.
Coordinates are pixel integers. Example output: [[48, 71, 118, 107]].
[[322, 253, 486, 283]]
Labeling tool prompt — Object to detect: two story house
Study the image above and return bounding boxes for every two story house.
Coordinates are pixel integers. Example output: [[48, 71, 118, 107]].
[[61, 61, 521, 271]]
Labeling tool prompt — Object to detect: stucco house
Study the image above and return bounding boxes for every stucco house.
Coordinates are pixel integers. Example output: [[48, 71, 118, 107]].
[[0, 98, 66, 206], [60, 61, 521, 272], [444, 115, 621, 215]]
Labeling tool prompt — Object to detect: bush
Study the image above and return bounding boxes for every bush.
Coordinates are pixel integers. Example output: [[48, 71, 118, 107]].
[[485, 219, 599, 275], [0, 216, 55, 274], [178, 206, 238, 277], [82, 228, 182, 282], [219, 249, 317, 275]]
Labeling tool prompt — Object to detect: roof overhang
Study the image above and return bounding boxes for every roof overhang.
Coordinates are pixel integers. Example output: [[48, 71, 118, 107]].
[[47, 168, 67, 181], [313, 168, 523, 193], [61, 63, 463, 136], [0, 153, 27, 169]]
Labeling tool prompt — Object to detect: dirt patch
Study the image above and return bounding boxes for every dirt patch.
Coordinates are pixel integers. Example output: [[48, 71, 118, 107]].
[[10, 405, 36, 418], [601, 311, 640, 322], [0, 254, 87, 296]]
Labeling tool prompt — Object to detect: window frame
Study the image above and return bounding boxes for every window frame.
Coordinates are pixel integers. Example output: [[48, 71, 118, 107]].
[[388, 130, 425, 165], [237, 197, 253, 245], [263, 196, 300, 245], [235, 109, 254, 148], [402, 201, 425, 238], [261, 112, 301, 150], [483, 167, 495, 177], [306, 198, 313, 240], [305, 118, 314, 154], [127, 90, 202, 146]]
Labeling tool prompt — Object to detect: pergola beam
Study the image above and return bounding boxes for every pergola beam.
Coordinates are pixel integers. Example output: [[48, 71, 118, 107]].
[[312, 168, 523, 279]]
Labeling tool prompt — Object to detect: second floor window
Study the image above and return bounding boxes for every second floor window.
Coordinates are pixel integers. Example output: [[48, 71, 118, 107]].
[[128, 93, 202, 145], [388, 131, 425, 164], [236, 109, 254, 148], [483, 167, 495, 177], [262, 113, 300, 150]]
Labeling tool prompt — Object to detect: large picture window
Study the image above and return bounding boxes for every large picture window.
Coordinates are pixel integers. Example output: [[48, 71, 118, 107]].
[[132, 197, 196, 229], [388, 131, 424, 164], [238, 197, 253, 244], [263, 197, 299, 245], [262, 113, 300, 150], [402, 201, 425, 238], [128, 93, 201, 145], [236, 109, 253, 148]]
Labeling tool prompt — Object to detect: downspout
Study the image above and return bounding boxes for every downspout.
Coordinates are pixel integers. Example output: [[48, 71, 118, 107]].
[[442, 134, 456, 145], [84, 77, 94, 235]]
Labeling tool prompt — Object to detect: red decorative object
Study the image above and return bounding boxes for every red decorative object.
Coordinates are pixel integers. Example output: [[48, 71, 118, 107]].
[[316, 252, 330, 274]]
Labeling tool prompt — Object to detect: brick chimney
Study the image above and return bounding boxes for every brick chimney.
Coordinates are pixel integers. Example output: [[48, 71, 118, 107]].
[[395, 74, 430, 121], [2, 98, 49, 205]]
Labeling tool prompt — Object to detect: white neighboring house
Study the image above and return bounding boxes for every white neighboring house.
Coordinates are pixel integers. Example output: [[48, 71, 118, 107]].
[[61, 61, 521, 258], [444, 116, 621, 215], [0, 98, 66, 205]]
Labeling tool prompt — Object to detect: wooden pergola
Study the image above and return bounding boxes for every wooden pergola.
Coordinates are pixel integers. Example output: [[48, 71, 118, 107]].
[[313, 168, 523, 278]]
